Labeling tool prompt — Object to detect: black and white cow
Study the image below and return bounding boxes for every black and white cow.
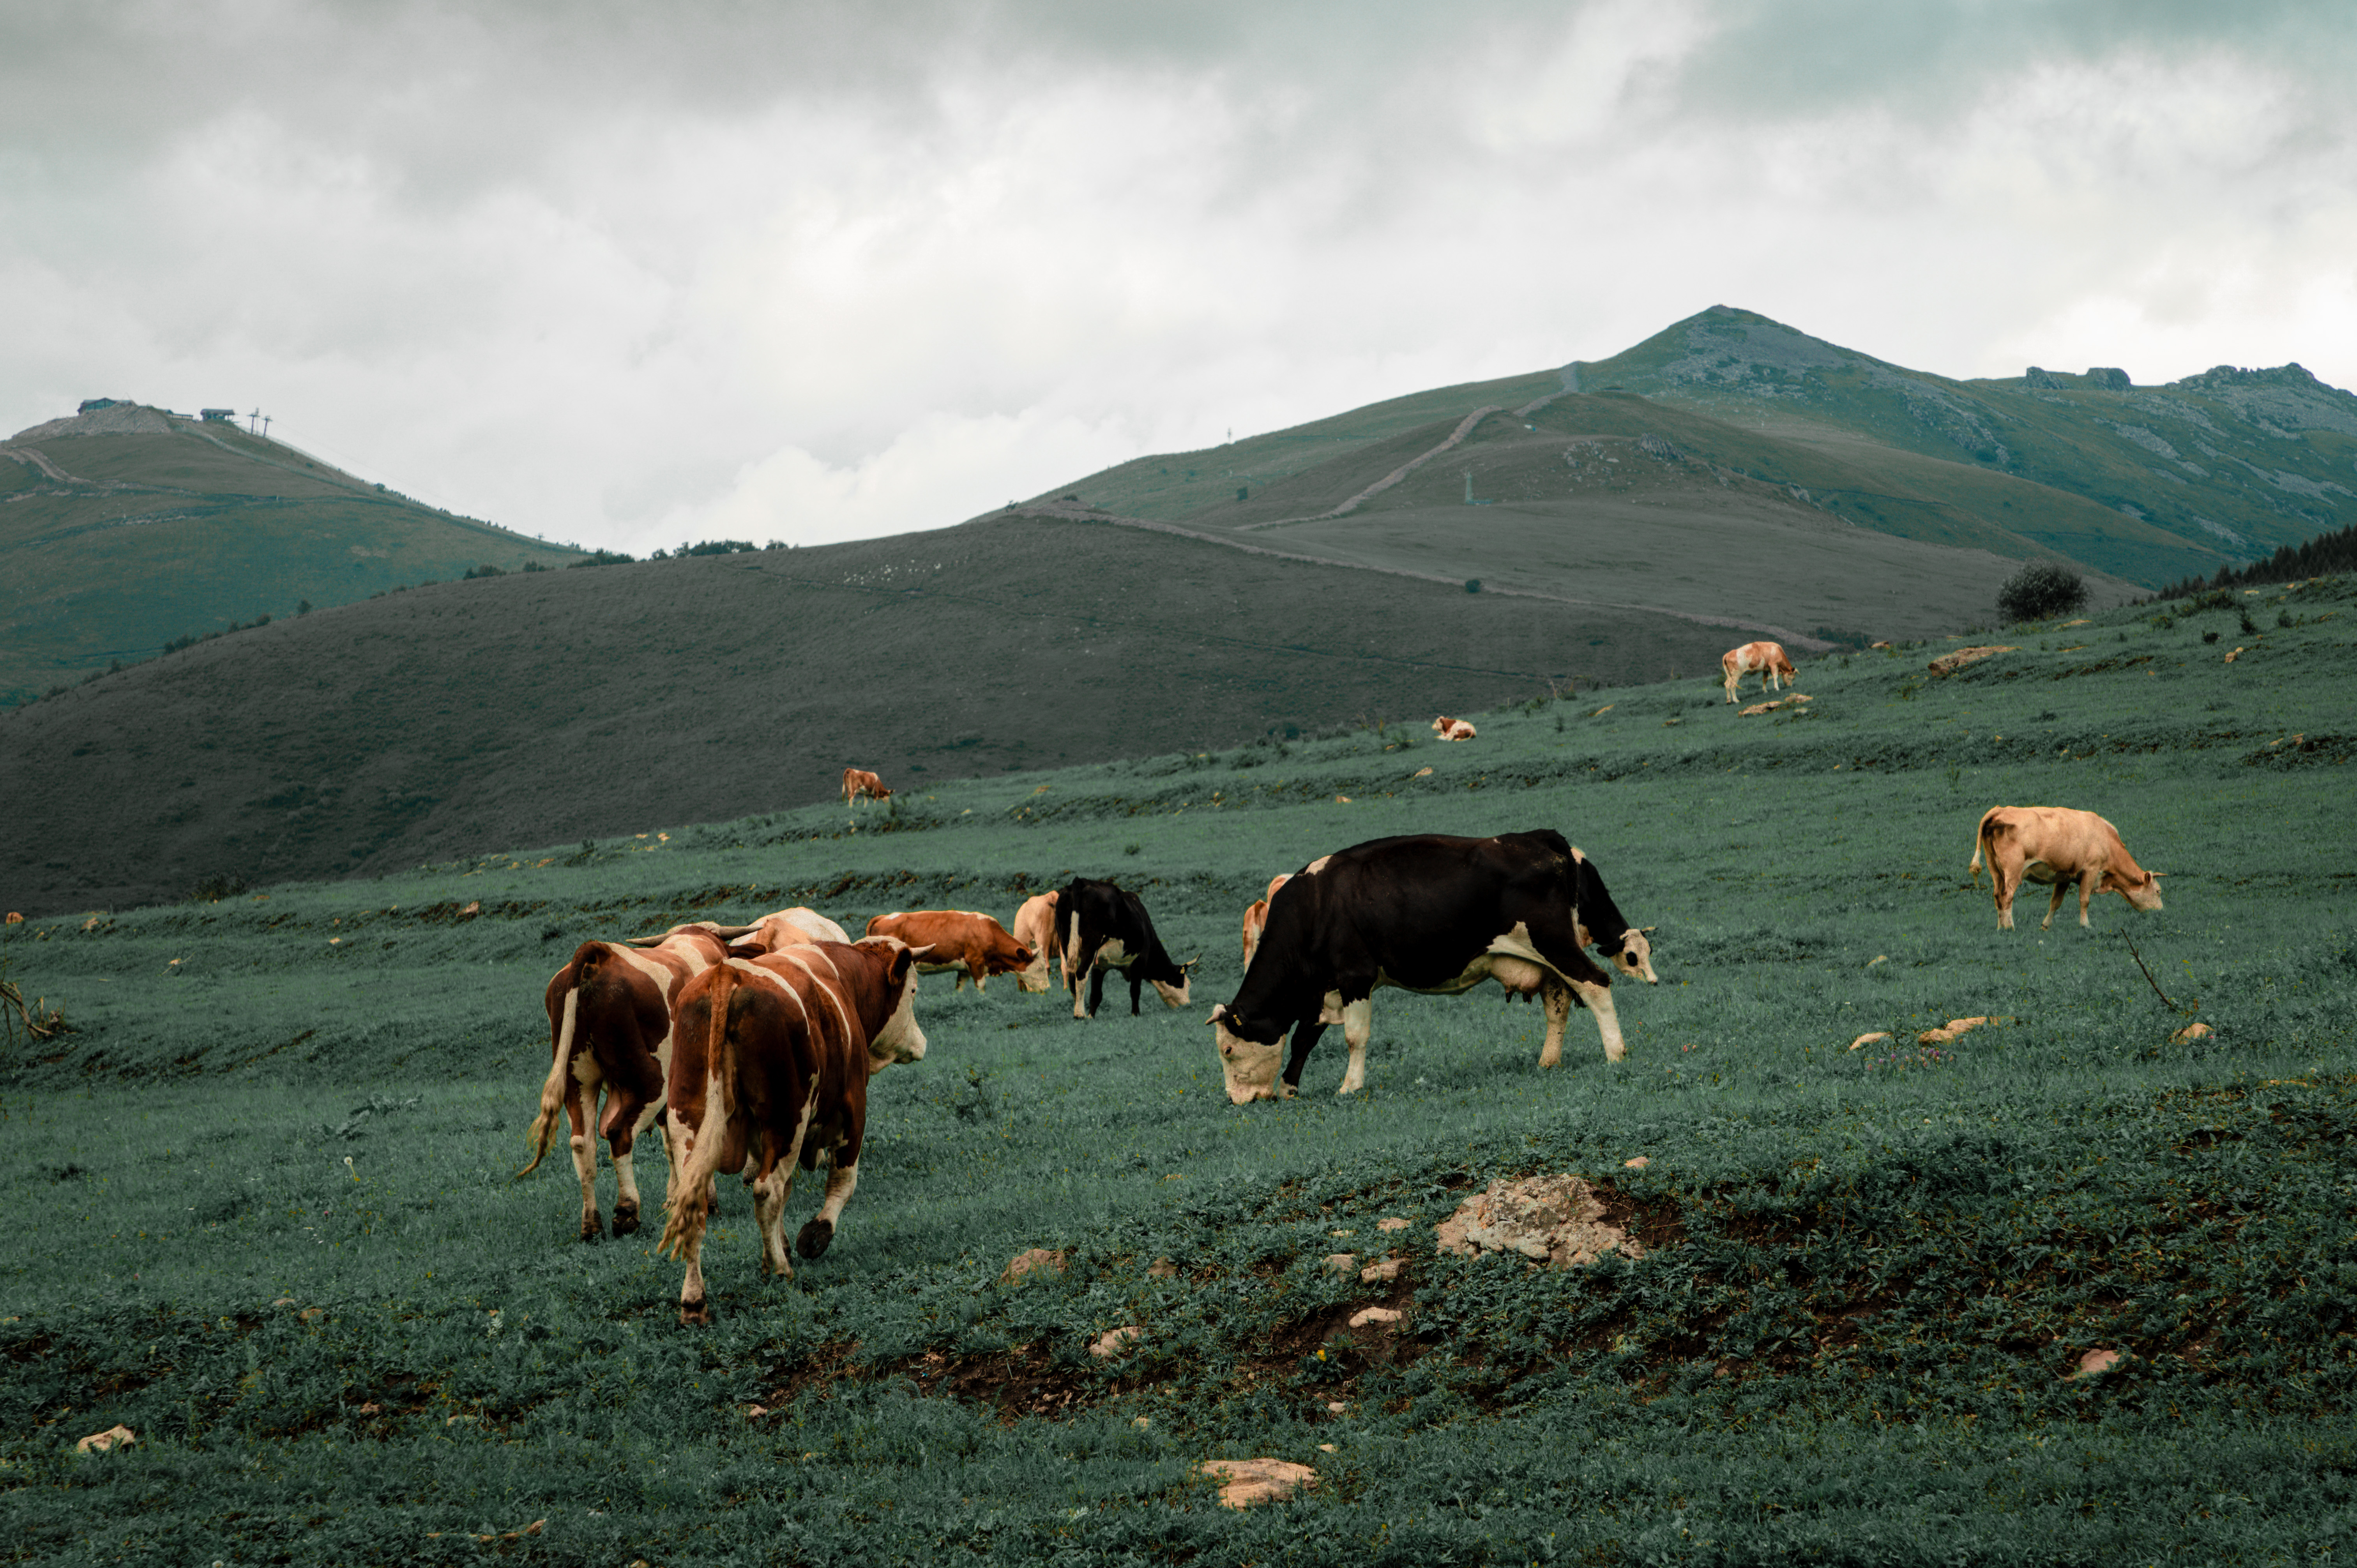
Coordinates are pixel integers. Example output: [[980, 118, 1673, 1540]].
[[1060, 877, 1198, 1018], [1207, 830, 1657, 1102]]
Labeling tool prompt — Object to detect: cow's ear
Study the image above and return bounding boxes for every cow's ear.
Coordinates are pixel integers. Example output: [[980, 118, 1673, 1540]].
[[1209, 1004, 1229, 1025], [888, 947, 915, 985]]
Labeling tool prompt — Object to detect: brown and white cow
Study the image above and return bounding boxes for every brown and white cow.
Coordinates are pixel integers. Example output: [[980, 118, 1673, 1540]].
[[1968, 805, 2164, 930], [519, 922, 737, 1241], [841, 767, 892, 806], [1720, 641, 1797, 703], [865, 909, 1032, 992], [656, 939, 925, 1323], [1431, 716, 1477, 742], [1010, 890, 1062, 994], [728, 906, 851, 955], [1240, 874, 1292, 969]]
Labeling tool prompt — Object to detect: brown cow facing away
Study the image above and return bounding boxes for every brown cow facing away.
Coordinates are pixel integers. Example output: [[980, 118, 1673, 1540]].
[[520, 922, 737, 1241], [1721, 641, 1797, 703], [1968, 805, 2164, 930], [841, 767, 892, 806], [865, 909, 1032, 992], [1010, 890, 1061, 994], [657, 939, 926, 1324]]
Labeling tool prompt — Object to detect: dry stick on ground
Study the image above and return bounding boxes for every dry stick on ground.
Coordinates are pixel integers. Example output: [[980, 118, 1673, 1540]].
[[2, 978, 69, 1045], [2120, 932, 2190, 1014]]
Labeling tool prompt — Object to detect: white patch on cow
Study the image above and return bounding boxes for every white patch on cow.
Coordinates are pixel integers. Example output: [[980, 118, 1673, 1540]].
[[611, 1146, 640, 1216], [1573, 978, 1626, 1061], [1318, 988, 1348, 1025], [1151, 976, 1190, 1010], [869, 969, 926, 1068], [1302, 856, 1331, 876], [1334, 997, 1373, 1095], [1616, 929, 1659, 984], [1210, 1005, 1286, 1104], [1095, 936, 1131, 966]]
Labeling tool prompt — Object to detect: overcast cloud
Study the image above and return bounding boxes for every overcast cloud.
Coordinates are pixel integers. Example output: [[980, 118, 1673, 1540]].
[[5, 1, 2353, 553]]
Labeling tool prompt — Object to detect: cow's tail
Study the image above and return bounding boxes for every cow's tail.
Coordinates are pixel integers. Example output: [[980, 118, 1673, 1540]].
[[517, 972, 584, 1178], [1967, 809, 1995, 887], [657, 963, 738, 1261]]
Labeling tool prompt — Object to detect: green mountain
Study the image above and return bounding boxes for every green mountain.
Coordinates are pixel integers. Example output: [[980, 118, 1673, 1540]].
[[0, 401, 584, 704], [1019, 305, 2357, 604]]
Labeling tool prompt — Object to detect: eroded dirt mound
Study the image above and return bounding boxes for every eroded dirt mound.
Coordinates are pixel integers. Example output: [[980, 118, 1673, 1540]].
[[1435, 1173, 1643, 1266]]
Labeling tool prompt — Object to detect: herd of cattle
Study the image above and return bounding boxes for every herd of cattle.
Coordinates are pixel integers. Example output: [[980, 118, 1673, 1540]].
[[521, 664, 2165, 1323]]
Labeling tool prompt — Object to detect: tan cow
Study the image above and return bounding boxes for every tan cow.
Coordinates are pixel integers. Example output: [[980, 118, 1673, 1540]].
[[1968, 806, 2164, 930], [658, 939, 925, 1323], [1721, 641, 1797, 703], [866, 909, 1032, 992], [1010, 890, 1061, 994], [1431, 716, 1477, 742], [841, 767, 892, 806], [520, 922, 739, 1241], [1240, 874, 1292, 969], [728, 906, 851, 955]]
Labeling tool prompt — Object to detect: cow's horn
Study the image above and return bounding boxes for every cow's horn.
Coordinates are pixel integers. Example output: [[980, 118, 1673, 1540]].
[[702, 923, 760, 940], [1181, 952, 1203, 971], [621, 932, 670, 947], [1637, 925, 1658, 934]]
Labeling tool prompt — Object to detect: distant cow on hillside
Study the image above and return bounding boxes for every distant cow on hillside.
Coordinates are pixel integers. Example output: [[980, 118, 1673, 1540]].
[[1431, 716, 1477, 742], [1720, 641, 1797, 703], [841, 768, 892, 806], [1968, 805, 2164, 930]]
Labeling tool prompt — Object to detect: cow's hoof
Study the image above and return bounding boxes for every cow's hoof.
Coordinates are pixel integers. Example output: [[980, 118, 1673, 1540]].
[[611, 1201, 640, 1237], [579, 1215, 605, 1243], [796, 1218, 835, 1260], [679, 1300, 714, 1328]]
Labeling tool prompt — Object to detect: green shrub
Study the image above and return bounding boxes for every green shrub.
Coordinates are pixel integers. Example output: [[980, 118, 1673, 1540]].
[[1997, 561, 2087, 622]]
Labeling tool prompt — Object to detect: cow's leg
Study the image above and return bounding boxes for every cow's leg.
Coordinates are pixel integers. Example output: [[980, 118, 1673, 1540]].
[[798, 1152, 861, 1261], [1334, 998, 1375, 1096], [1069, 944, 1095, 1019], [1569, 978, 1626, 1061], [2075, 870, 2099, 929], [2042, 877, 2073, 931], [751, 1153, 794, 1282], [1991, 860, 2017, 930], [565, 1073, 603, 1241], [1279, 1019, 1327, 1095], [1537, 978, 1574, 1068], [1086, 963, 1110, 1019], [1129, 972, 1144, 1015], [603, 1051, 665, 1236]]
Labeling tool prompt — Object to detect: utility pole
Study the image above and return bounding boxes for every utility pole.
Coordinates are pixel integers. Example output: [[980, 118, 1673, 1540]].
[[247, 408, 262, 434]]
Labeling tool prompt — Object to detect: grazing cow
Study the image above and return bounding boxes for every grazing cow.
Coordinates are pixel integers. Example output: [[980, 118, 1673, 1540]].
[[520, 922, 737, 1241], [728, 906, 851, 955], [1208, 831, 1657, 1102], [841, 767, 892, 806], [1721, 641, 1797, 703], [1968, 806, 2164, 930], [1240, 874, 1292, 969], [657, 939, 926, 1324], [1431, 715, 1478, 742], [1010, 890, 1061, 994], [1060, 878, 1198, 1018], [865, 909, 1032, 992]]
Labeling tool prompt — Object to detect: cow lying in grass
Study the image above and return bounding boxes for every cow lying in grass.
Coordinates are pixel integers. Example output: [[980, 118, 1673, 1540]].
[[657, 938, 925, 1324], [1969, 805, 2164, 930], [1210, 831, 1656, 1102]]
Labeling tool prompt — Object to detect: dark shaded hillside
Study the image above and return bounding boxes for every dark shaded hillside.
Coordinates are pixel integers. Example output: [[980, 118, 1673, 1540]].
[[0, 403, 583, 703], [0, 514, 1741, 915]]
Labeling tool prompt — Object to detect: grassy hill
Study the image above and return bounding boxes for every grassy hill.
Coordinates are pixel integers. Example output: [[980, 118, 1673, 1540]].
[[1028, 305, 2357, 593], [4, 575, 2351, 1561], [0, 402, 584, 704], [2, 514, 1760, 916]]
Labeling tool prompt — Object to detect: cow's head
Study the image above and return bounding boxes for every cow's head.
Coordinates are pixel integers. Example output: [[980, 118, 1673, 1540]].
[[1209, 1003, 1286, 1104], [861, 940, 928, 1070], [1152, 954, 1199, 1010], [1613, 926, 1659, 984], [2114, 869, 2164, 912]]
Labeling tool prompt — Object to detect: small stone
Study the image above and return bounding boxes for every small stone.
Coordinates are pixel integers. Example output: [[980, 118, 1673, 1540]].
[[1848, 1031, 1891, 1051], [1375, 1216, 1410, 1233], [1200, 1458, 1317, 1508], [1000, 1247, 1068, 1285], [270, 1297, 297, 1308], [1349, 1307, 1402, 1329], [1318, 1442, 1338, 1452], [1359, 1258, 1402, 1284], [1325, 1401, 1347, 1414], [356, 1402, 383, 1415], [299, 1307, 324, 1323], [75, 1425, 135, 1453], [1622, 1156, 1649, 1169], [744, 1404, 769, 1419], [2171, 1021, 2214, 1043], [2071, 1348, 2124, 1379], [1133, 1416, 1152, 1430], [1321, 1252, 1356, 1276], [1412, 767, 1433, 778], [1147, 1257, 1180, 1279], [1866, 955, 1888, 968], [1089, 1326, 1143, 1360]]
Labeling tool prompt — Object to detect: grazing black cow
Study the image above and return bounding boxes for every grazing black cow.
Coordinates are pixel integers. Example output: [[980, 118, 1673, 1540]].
[[1207, 830, 1657, 1102], [1060, 878, 1198, 1018]]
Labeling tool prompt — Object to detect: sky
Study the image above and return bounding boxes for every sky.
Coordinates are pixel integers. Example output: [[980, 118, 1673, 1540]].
[[5, 0, 2354, 555]]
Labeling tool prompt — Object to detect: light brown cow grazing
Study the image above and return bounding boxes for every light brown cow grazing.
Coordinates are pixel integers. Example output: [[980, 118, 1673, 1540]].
[[1721, 641, 1797, 703], [520, 922, 737, 1241], [657, 939, 925, 1323], [728, 906, 851, 955], [1240, 874, 1292, 968], [1968, 805, 2164, 930], [1431, 716, 1477, 742], [841, 767, 892, 805], [1010, 890, 1061, 994], [866, 909, 1032, 992]]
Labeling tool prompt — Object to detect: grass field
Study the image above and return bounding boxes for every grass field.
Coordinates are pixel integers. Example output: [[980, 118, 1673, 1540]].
[[4, 578, 2354, 1563]]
